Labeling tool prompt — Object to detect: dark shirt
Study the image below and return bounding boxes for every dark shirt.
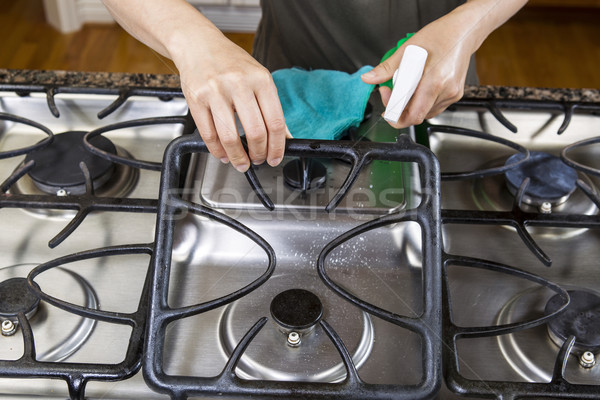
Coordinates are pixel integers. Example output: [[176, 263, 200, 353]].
[[253, 0, 478, 84]]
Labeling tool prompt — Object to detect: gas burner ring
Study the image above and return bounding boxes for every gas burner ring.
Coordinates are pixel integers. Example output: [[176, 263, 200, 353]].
[[24, 131, 117, 196], [545, 290, 600, 355], [270, 288, 323, 337], [0, 277, 41, 324], [10, 147, 139, 217], [497, 286, 600, 383], [0, 264, 98, 362], [218, 276, 374, 383], [504, 152, 579, 207], [472, 156, 598, 238]]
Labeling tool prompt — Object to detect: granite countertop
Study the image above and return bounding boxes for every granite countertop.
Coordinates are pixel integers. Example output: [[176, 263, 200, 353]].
[[0, 68, 599, 103]]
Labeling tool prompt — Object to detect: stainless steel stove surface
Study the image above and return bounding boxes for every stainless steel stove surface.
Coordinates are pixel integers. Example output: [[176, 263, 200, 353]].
[[0, 88, 190, 398], [1, 80, 600, 400], [430, 104, 600, 399]]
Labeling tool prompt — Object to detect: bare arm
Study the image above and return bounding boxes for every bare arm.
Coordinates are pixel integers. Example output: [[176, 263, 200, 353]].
[[103, 0, 288, 172], [362, 0, 529, 127]]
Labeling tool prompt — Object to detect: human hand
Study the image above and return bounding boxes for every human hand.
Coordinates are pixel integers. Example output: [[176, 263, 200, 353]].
[[102, 0, 290, 172], [361, 0, 526, 128], [174, 32, 289, 172], [361, 14, 474, 128]]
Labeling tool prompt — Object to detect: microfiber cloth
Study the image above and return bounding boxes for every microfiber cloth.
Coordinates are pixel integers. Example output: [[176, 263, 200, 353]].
[[272, 65, 375, 140]]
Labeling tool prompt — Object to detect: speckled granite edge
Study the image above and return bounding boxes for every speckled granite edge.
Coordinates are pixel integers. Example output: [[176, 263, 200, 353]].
[[0, 69, 181, 90], [463, 85, 600, 103], [1, 69, 599, 103]]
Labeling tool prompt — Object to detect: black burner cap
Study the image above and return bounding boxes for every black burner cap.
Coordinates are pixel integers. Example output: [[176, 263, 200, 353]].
[[25, 131, 117, 195], [504, 151, 578, 205], [0, 278, 40, 319], [283, 159, 327, 191], [545, 290, 600, 353], [270, 289, 323, 331]]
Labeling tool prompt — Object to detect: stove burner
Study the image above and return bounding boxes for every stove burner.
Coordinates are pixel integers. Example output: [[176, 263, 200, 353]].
[[504, 152, 578, 206], [473, 157, 597, 238], [0, 264, 98, 362], [218, 276, 374, 383], [497, 286, 600, 384], [270, 289, 323, 332], [25, 131, 117, 195], [545, 290, 600, 354], [0, 277, 40, 323], [283, 158, 327, 191]]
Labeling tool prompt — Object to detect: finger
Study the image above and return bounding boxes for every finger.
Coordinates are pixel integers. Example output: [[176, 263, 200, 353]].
[[378, 86, 392, 108], [256, 81, 287, 167], [390, 81, 438, 129], [425, 97, 455, 120], [233, 92, 268, 165], [361, 46, 407, 85], [210, 98, 250, 172], [425, 85, 465, 119], [189, 105, 229, 163]]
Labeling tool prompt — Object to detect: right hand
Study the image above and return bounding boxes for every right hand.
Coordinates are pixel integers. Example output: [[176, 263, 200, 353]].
[[174, 32, 289, 172]]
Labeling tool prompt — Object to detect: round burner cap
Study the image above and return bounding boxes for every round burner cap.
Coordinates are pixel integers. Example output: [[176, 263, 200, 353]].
[[270, 289, 323, 331], [25, 131, 117, 195], [504, 152, 578, 206], [0, 277, 40, 321], [545, 290, 600, 353]]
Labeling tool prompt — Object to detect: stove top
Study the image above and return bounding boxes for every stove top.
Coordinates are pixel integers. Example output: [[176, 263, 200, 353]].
[[0, 80, 599, 400]]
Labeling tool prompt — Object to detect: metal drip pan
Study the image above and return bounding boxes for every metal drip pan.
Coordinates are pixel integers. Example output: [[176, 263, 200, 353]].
[[218, 274, 374, 382]]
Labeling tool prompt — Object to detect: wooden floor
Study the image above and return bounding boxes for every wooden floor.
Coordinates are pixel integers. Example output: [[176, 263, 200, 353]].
[[2, 0, 599, 89]]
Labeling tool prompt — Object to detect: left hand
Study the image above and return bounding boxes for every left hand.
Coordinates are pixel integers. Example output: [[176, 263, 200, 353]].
[[361, 1, 501, 128]]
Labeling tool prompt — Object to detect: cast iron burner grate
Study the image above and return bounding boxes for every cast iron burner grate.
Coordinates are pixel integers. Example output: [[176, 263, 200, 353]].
[[144, 134, 442, 400], [2, 81, 600, 400], [436, 98, 600, 400], [0, 84, 191, 399]]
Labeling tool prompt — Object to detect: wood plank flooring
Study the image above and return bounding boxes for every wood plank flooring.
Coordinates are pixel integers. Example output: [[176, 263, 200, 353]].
[[2, 0, 599, 89]]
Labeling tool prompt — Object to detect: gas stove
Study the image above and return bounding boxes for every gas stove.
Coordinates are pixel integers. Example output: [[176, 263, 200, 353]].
[[0, 75, 600, 399]]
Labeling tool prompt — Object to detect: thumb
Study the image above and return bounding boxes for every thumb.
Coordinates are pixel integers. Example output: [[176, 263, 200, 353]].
[[361, 47, 406, 85]]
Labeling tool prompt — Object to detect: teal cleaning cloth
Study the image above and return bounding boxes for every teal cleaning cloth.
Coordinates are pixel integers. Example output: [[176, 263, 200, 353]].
[[272, 65, 375, 140]]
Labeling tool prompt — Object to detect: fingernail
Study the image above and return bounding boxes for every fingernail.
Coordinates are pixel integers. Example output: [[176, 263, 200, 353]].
[[268, 158, 282, 167], [220, 157, 229, 164], [235, 163, 250, 173], [252, 160, 265, 166], [362, 70, 376, 79], [285, 126, 294, 139]]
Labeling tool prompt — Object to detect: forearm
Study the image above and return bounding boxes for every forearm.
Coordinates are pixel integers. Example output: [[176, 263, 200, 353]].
[[456, 0, 528, 52], [102, 0, 224, 63], [104, 0, 288, 171]]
